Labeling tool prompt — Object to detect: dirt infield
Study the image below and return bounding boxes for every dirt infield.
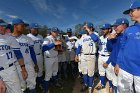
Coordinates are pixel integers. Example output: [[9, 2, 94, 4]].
[[72, 78, 109, 93]]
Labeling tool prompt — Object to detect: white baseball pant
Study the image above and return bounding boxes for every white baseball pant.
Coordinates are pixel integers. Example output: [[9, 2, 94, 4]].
[[118, 68, 140, 93], [44, 57, 58, 81]]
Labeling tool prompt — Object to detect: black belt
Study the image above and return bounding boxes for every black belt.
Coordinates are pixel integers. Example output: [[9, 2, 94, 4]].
[[0, 63, 14, 71], [101, 54, 110, 57], [84, 54, 95, 55], [36, 53, 41, 55], [46, 56, 57, 58]]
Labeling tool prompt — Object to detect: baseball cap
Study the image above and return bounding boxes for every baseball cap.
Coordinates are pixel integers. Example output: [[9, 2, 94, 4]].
[[51, 27, 59, 33], [6, 24, 12, 29], [29, 23, 39, 29], [12, 18, 28, 26], [0, 19, 8, 26], [113, 18, 129, 26], [84, 22, 94, 28], [67, 28, 72, 32], [123, 1, 140, 14], [100, 23, 112, 29]]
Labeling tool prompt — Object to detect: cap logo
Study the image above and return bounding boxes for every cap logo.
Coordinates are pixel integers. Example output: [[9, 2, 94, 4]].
[[130, 3, 133, 8], [122, 20, 125, 23]]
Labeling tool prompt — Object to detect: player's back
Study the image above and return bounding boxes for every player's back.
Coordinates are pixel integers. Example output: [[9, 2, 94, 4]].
[[27, 34, 43, 55], [0, 34, 17, 66]]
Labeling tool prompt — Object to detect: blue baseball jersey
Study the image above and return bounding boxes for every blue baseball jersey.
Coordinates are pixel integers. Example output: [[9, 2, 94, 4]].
[[117, 23, 140, 76], [106, 33, 123, 67]]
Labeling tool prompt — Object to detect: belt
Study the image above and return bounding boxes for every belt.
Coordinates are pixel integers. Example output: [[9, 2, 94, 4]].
[[46, 56, 57, 58], [36, 53, 41, 55], [100, 54, 110, 57], [84, 54, 95, 55], [0, 63, 14, 71]]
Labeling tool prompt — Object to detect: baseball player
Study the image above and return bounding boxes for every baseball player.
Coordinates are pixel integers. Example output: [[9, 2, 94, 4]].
[[57, 32, 67, 79], [114, 1, 140, 93], [42, 27, 62, 93], [96, 24, 113, 92], [12, 18, 38, 93], [27, 23, 44, 89], [65, 28, 78, 78], [5, 24, 12, 35], [75, 31, 83, 78], [104, 18, 129, 93], [76, 22, 98, 93], [0, 19, 28, 93]]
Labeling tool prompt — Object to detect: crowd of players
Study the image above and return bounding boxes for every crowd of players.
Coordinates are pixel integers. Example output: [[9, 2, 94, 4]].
[[0, 1, 140, 93]]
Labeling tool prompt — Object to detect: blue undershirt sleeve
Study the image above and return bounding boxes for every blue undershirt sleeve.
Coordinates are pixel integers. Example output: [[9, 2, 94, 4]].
[[13, 50, 23, 60], [42, 43, 55, 52], [29, 46, 37, 65]]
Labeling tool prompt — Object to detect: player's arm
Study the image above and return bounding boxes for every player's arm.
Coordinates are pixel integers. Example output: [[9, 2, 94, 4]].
[[103, 56, 111, 69], [76, 45, 82, 56], [106, 38, 117, 52], [114, 50, 122, 75], [42, 38, 61, 52], [89, 33, 99, 42], [28, 37, 39, 72], [10, 36, 27, 80], [114, 31, 128, 75], [0, 76, 5, 93], [42, 43, 55, 52], [13, 50, 28, 80], [29, 45, 37, 64]]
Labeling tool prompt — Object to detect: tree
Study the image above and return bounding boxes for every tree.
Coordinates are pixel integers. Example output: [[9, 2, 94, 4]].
[[74, 24, 83, 36]]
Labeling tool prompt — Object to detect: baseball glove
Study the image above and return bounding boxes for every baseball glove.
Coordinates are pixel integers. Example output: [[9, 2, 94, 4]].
[[75, 55, 79, 62]]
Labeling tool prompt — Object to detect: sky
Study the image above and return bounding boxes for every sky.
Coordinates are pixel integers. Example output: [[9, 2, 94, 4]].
[[0, 0, 135, 31]]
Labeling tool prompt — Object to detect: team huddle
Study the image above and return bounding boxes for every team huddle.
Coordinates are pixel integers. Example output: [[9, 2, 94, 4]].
[[0, 1, 140, 93]]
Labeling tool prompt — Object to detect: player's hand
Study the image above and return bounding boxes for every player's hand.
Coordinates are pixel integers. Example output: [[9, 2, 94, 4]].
[[0, 80, 6, 93], [114, 64, 119, 76], [34, 64, 39, 73], [21, 67, 28, 80], [83, 25, 90, 32], [103, 63, 108, 69], [54, 41, 62, 45], [108, 33, 117, 39], [75, 55, 79, 62]]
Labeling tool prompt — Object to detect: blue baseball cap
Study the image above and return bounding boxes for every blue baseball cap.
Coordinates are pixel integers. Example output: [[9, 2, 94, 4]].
[[113, 18, 129, 26], [67, 28, 72, 32], [0, 19, 8, 26], [51, 27, 59, 33], [84, 22, 94, 28], [78, 31, 82, 35], [100, 23, 112, 29], [12, 18, 28, 26], [29, 23, 39, 29], [123, 1, 140, 14]]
